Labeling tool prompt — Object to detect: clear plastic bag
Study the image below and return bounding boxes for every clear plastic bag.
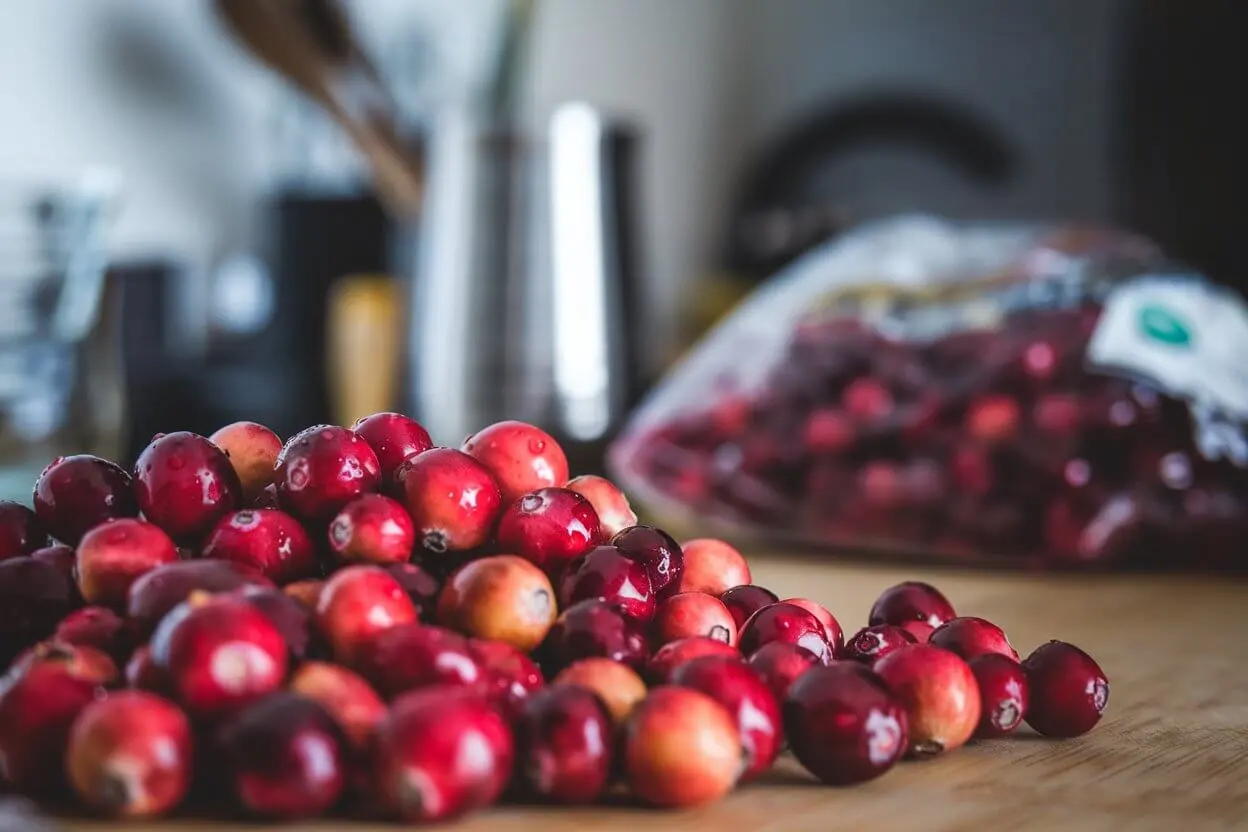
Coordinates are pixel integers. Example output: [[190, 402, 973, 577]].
[[609, 215, 1248, 570]]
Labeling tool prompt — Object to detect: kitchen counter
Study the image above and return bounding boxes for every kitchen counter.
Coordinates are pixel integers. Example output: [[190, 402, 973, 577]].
[[61, 555, 1248, 831]]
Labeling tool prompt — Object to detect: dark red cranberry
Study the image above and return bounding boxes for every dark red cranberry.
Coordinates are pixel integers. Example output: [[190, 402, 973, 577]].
[[468, 639, 545, 720], [783, 662, 909, 785], [351, 412, 433, 484], [559, 545, 654, 622], [124, 646, 172, 697], [495, 488, 601, 578], [230, 586, 314, 661], [126, 560, 273, 638], [200, 509, 315, 585], [782, 598, 844, 654], [437, 555, 556, 653], [327, 494, 415, 565], [29, 544, 78, 597], [133, 432, 243, 541], [32, 455, 138, 544], [739, 602, 833, 664], [929, 616, 1018, 661], [843, 624, 918, 665], [868, 581, 957, 629], [1022, 640, 1108, 738], [209, 421, 283, 504], [874, 644, 980, 756], [611, 525, 684, 599], [399, 448, 503, 553], [747, 642, 819, 702], [514, 684, 614, 804], [564, 475, 637, 537], [356, 623, 483, 700], [275, 425, 381, 524], [0, 502, 46, 561], [0, 557, 75, 669], [645, 636, 742, 685], [540, 599, 649, 673], [672, 655, 781, 781], [969, 653, 1029, 738], [719, 585, 780, 631], [379, 562, 441, 620], [461, 420, 569, 505], [0, 663, 105, 793], [54, 607, 130, 666]]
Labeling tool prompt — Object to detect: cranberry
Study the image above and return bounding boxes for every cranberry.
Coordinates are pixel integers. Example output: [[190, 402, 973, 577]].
[[133, 432, 243, 541], [437, 555, 555, 653], [218, 693, 346, 818], [559, 545, 655, 622], [929, 616, 1018, 661], [54, 607, 131, 666], [610, 526, 683, 601], [282, 579, 325, 611], [782, 598, 844, 654], [540, 599, 649, 673], [200, 509, 316, 585], [126, 560, 272, 638], [653, 592, 737, 646], [65, 691, 191, 818], [32, 455, 138, 545], [28, 544, 80, 599], [327, 494, 415, 565], [230, 586, 314, 662], [0, 501, 46, 561], [379, 563, 440, 620], [898, 620, 936, 643], [623, 686, 742, 807], [315, 565, 417, 665], [76, 519, 179, 610], [843, 624, 918, 665], [124, 647, 172, 697], [747, 642, 819, 702], [495, 488, 600, 578], [371, 686, 513, 822], [0, 558, 75, 669], [514, 684, 614, 804], [1022, 640, 1108, 737], [467, 639, 545, 720], [356, 624, 483, 700], [8, 640, 118, 686], [965, 394, 1021, 442], [969, 653, 1029, 738], [783, 662, 908, 785], [672, 655, 780, 781], [161, 596, 289, 719], [553, 657, 647, 725], [739, 602, 833, 664], [351, 411, 433, 484], [874, 644, 980, 756], [868, 581, 956, 629], [564, 474, 636, 537], [0, 664, 103, 793], [719, 584, 779, 631], [275, 425, 381, 524], [398, 448, 502, 553], [461, 420, 569, 504], [209, 421, 283, 504], [646, 636, 741, 685], [675, 538, 751, 595], [289, 661, 385, 752]]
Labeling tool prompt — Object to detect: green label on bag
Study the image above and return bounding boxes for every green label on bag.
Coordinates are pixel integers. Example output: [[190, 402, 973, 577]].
[[1138, 304, 1193, 347]]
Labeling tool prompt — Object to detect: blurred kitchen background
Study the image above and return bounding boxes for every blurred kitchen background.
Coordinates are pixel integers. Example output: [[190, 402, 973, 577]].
[[2, 0, 1245, 502]]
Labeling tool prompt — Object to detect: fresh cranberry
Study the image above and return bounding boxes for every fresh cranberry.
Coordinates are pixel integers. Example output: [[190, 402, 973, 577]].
[[553, 657, 647, 725], [209, 421, 283, 504], [969, 654, 1029, 738], [218, 693, 346, 818], [351, 412, 433, 484], [645, 636, 741, 685], [8, 640, 119, 686], [653, 592, 737, 646], [843, 624, 918, 665], [540, 599, 650, 673], [622, 686, 742, 807], [379, 563, 440, 620], [0, 664, 103, 793], [719, 585, 779, 631], [65, 691, 192, 819], [782, 598, 844, 654], [514, 684, 614, 804], [672, 655, 781, 781], [874, 644, 980, 756], [929, 616, 1018, 661], [467, 639, 545, 720], [53, 608, 130, 666], [126, 560, 272, 638], [132, 432, 243, 541], [32, 455, 138, 544], [314, 565, 417, 665], [675, 538, 752, 595], [230, 586, 314, 662], [898, 620, 936, 643], [461, 420, 569, 504], [564, 475, 637, 537], [783, 662, 908, 785], [495, 488, 601, 578], [356, 624, 483, 700], [559, 545, 655, 622], [275, 425, 381, 524], [0, 558, 75, 669], [1022, 640, 1108, 737], [739, 602, 833, 664], [611, 525, 684, 599], [868, 581, 957, 629], [76, 519, 179, 610], [437, 555, 556, 653], [289, 661, 386, 753], [398, 448, 502, 553], [200, 509, 316, 585], [371, 686, 513, 823], [327, 494, 415, 565], [0, 501, 46, 561], [747, 642, 819, 702]]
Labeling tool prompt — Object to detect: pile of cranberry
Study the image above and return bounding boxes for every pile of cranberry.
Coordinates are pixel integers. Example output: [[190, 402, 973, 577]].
[[0, 415, 1108, 823]]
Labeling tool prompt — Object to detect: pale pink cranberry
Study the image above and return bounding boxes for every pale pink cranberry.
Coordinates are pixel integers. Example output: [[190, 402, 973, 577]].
[[133, 432, 243, 541], [200, 509, 316, 585], [436, 555, 556, 653], [209, 421, 283, 504], [874, 644, 981, 756], [552, 658, 646, 725], [461, 420, 569, 504], [327, 494, 415, 565], [676, 538, 751, 595], [564, 475, 636, 537]]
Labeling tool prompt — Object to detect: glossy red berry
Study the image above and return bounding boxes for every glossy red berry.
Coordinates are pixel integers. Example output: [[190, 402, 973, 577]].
[[559, 545, 654, 622], [76, 519, 179, 610], [653, 592, 737, 646], [327, 494, 415, 565], [868, 581, 957, 629], [398, 448, 502, 554], [611, 525, 684, 599], [969, 653, 1029, 738], [351, 412, 433, 484], [719, 585, 779, 631], [0, 663, 103, 793], [514, 684, 614, 804], [132, 432, 243, 541], [200, 509, 316, 585], [929, 616, 1018, 661], [564, 475, 637, 538], [315, 565, 417, 666], [843, 624, 918, 665], [494, 488, 601, 578], [32, 455, 138, 544], [1021, 640, 1108, 738], [874, 644, 980, 756], [782, 598, 844, 654], [672, 656, 781, 781], [645, 636, 742, 685], [468, 639, 546, 721], [355, 624, 484, 700], [541, 599, 649, 673], [461, 420, 569, 505], [0, 501, 46, 561], [747, 642, 820, 702], [275, 425, 381, 524], [676, 538, 752, 596], [738, 602, 833, 664]]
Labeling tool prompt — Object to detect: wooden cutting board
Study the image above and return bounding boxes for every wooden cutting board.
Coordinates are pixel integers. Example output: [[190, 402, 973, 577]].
[[59, 555, 1248, 832]]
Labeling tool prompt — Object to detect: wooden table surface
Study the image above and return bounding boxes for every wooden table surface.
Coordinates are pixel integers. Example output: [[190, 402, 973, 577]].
[[59, 555, 1248, 832]]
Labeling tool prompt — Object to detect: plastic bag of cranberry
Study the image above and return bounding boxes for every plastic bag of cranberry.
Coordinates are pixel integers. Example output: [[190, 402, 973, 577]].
[[609, 215, 1248, 570]]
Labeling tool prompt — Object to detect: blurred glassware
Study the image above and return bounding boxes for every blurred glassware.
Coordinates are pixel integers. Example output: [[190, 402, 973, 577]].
[[0, 172, 124, 501]]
